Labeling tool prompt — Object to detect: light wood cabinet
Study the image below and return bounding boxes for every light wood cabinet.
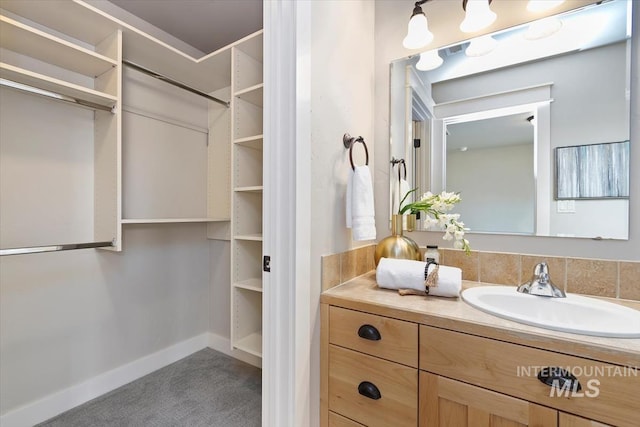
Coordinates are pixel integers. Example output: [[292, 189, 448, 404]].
[[320, 302, 639, 427], [419, 371, 557, 427], [420, 325, 638, 427], [329, 412, 365, 427], [559, 413, 612, 427], [324, 306, 419, 426]]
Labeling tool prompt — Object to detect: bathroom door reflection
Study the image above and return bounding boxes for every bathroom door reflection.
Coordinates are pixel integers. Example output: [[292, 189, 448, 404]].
[[445, 112, 535, 234]]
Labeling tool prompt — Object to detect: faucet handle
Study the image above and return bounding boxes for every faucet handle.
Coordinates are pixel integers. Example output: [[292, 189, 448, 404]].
[[534, 262, 549, 276]]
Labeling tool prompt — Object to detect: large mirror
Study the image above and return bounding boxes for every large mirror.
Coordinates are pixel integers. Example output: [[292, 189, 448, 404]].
[[390, 0, 632, 239]]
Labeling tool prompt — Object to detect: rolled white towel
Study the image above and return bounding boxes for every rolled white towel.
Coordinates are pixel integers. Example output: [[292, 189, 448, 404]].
[[376, 257, 462, 298]]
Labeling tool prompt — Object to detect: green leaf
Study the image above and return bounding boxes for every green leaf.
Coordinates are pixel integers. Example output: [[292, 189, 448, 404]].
[[398, 188, 418, 214]]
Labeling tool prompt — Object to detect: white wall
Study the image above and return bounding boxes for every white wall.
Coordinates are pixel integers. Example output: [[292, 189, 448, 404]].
[[375, 0, 640, 261], [308, 1, 375, 426], [0, 224, 210, 414], [447, 144, 535, 234]]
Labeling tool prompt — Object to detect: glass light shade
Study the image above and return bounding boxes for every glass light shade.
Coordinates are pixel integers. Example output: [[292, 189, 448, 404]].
[[460, 0, 497, 33], [527, 0, 565, 13], [403, 13, 434, 50], [523, 17, 563, 40], [465, 35, 497, 57], [416, 50, 443, 71]]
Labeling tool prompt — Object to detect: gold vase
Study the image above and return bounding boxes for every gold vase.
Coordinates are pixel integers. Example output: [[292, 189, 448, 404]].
[[374, 214, 421, 266], [405, 213, 416, 232]]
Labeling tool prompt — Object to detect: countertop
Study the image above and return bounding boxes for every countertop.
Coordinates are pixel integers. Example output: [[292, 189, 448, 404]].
[[321, 271, 640, 367]]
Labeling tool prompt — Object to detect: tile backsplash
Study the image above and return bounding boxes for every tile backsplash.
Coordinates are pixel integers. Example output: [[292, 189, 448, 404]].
[[321, 245, 640, 301]]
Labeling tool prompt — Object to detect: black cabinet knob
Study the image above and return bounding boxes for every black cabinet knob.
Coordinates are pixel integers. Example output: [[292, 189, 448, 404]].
[[537, 367, 582, 392], [358, 381, 382, 400], [357, 324, 381, 341]]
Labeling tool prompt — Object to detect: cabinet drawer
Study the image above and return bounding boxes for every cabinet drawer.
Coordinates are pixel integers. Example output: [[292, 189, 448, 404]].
[[329, 306, 418, 367], [420, 326, 640, 427], [329, 345, 417, 427], [329, 412, 365, 427]]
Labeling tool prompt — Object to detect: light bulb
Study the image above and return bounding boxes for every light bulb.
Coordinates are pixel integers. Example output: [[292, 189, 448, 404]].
[[465, 35, 497, 57], [416, 50, 443, 71], [403, 12, 434, 49], [527, 0, 565, 13], [460, 0, 497, 33]]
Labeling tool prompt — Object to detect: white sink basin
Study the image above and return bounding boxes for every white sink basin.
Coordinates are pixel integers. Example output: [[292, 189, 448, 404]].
[[461, 286, 640, 338]]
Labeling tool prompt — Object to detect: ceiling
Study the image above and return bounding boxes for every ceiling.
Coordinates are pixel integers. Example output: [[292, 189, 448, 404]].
[[447, 112, 534, 152], [109, 0, 263, 54]]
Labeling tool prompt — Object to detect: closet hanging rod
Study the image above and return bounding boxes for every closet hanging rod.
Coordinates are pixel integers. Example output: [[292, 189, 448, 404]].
[[122, 60, 230, 108], [0, 240, 114, 256], [0, 78, 114, 112]]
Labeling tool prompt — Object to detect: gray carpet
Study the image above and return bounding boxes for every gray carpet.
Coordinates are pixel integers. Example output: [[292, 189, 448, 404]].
[[37, 348, 261, 427]]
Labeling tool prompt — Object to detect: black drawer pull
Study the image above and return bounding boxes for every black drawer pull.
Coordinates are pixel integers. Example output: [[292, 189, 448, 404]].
[[357, 324, 381, 341], [537, 367, 582, 392], [358, 381, 382, 400]]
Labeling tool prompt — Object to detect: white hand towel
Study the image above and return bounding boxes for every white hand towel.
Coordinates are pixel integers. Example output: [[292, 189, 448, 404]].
[[346, 165, 376, 241], [376, 257, 462, 298]]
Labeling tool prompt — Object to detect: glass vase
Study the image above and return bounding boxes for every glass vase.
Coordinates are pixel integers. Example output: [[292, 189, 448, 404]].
[[374, 214, 421, 266]]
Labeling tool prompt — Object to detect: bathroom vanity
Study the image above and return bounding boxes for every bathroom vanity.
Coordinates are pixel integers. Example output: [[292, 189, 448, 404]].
[[320, 272, 640, 427]]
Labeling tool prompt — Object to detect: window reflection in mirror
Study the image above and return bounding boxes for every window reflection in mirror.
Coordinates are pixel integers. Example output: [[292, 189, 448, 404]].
[[389, 0, 632, 240]]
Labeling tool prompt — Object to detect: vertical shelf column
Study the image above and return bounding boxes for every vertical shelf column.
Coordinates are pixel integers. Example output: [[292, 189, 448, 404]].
[[94, 30, 123, 251], [230, 31, 264, 358]]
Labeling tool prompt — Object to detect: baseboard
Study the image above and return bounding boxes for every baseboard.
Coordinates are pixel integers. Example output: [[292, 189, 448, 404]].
[[0, 333, 210, 427], [207, 332, 262, 369]]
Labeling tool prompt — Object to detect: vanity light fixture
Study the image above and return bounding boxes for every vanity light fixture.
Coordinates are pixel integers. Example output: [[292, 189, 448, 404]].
[[527, 0, 565, 13], [460, 0, 497, 33], [403, 0, 434, 50], [465, 34, 497, 56], [523, 16, 563, 40], [416, 49, 443, 71]]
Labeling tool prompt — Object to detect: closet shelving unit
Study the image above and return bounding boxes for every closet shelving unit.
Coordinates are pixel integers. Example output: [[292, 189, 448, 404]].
[[1, 0, 265, 362], [231, 33, 264, 358], [0, 9, 122, 251], [0, 0, 235, 244]]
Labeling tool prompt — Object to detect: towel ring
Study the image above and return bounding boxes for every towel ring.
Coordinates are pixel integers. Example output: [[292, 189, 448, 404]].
[[391, 157, 407, 181], [344, 133, 369, 170]]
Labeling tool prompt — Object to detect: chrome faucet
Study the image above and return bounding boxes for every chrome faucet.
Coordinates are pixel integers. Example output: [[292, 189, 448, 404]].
[[517, 262, 566, 298]]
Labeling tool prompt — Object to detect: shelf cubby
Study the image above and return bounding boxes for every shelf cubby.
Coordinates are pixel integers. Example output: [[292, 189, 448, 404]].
[[233, 97, 263, 140], [233, 239, 263, 284], [234, 142, 263, 189], [235, 84, 263, 107], [233, 32, 263, 93], [232, 287, 262, 357], [233, 191, 262, 237]]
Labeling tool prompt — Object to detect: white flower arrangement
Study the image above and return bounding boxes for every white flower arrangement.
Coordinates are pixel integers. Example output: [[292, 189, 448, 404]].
[[399, 189, 471, 254]]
